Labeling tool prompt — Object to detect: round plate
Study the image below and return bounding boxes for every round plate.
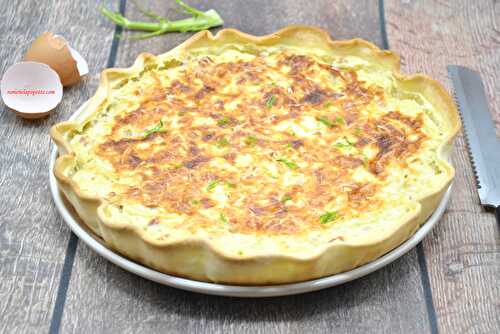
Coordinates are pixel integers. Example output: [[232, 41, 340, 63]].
[[49, 102, 451, 297]]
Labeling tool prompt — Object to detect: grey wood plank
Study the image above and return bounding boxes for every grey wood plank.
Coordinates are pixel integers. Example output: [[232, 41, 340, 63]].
[[60, 1, 431, 333], [385, 1, 500, 333], [62, 251, 427, 334], [0, 1, 115, 333]]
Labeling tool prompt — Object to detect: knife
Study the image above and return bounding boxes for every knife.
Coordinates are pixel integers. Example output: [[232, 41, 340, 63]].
[[448, 65, 500, 224]]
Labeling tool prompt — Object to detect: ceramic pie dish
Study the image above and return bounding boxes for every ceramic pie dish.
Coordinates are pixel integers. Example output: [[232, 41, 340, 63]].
[[50, 26, 460, 285]]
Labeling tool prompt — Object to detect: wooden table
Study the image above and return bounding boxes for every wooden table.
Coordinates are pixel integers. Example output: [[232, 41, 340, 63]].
[[1, 1, 498, 333]]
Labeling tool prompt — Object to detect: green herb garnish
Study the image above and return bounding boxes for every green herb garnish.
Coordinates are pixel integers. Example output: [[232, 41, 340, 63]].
[[245, 135, 258, 146], [206, 180, 219, 191], [144, 120, 164, 137], [158, 59, 183, 70], [317, 115, 344, 127], [334, 137, 354, 149], [191, 199, 200, 205], [216, 137, 230, 148], [280, 195, 292, 203], [277, 157, 298, 170], [335, 116, 345, 125], [319, 211, 338, 224], [217, 117, 230, 126], [225, 182, 236, 189], [99, 0, 224, 40], [323, 101, 333, 108], [266, 95, 277, 109], [317, 116, 335, 127], [219, 212, 228, 224]]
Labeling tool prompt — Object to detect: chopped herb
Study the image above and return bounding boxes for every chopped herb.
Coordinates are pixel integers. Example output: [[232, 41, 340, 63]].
[[217, 117, 230, 126], [245, 135, 258, 146], [144, 119, 164, 137], [191, 199, 200, 205], [430, 160, 442, 174], [173, 163, 184, 169], [317, 115, 344, 127], [323, 101, 333, 108], [320, 211, 338, 224], [158, 59, 183, 70], [334, 142, 350, 149], [206, 180, 219, 191], [177, 111, 187, 116], [334, 137, 353, 149], [277, 157, 299, 170], [219, 212, 228, 224], [317, 116, 335, 127], [280, 194, 292, 203], [335, 116, 345, 125], [216, 137, 230, 148], [225, 182, 236, 189], [354, 127, 363, 135], [266, 95, 277, 109]]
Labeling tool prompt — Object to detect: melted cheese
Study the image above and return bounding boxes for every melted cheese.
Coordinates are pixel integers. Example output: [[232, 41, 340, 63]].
[[63, 48, 449, 254]]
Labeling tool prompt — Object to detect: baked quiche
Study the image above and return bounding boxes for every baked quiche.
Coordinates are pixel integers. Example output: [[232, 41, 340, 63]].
[[51, 26, 459, 284]]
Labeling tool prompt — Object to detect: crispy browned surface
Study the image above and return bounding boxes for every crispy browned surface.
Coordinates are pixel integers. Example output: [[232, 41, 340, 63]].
[[95, 52, 425, 234]]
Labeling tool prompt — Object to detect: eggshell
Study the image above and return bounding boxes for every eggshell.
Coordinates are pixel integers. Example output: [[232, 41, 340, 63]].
[[23, 32, 80, 86], [1, 61, 63, 119], [69, 47, 89, 76]]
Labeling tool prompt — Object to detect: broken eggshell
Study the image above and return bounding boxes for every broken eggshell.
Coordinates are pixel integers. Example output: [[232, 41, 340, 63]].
[[23, 32, 87, 86], [69, 47, 89, 76], [1, 61, 63, 119]]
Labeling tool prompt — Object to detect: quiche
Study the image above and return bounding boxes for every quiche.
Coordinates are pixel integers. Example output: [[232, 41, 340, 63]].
[[50, 26, 460, 284]]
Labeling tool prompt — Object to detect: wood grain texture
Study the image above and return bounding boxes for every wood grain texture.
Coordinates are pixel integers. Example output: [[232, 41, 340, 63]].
[[59, 1, 432, 333], [385, 1, 500, 333], [0, 1, 115, 333]]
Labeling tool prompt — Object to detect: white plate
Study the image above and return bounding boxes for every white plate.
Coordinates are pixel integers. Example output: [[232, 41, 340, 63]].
[[49, 102, 451, 297]]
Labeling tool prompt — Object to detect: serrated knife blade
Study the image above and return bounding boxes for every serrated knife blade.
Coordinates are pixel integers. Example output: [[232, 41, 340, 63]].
[[448, 65, 500, 223]]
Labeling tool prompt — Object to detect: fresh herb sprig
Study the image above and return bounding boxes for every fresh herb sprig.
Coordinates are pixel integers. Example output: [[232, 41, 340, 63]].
[[277, 157, 299, 170], [334, 137, 354, 149], [266, 95, 277, 109], [144, 120, 165, 138], [245, 135, 258, 146], [317, 115, 345, 127], [99, 0, 224, 40], [320, 211, 339, 224], [206, 180, 220, 191], [219, 212, 228, 224]]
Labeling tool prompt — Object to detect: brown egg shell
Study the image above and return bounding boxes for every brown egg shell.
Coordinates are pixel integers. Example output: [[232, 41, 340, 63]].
[[23, 32, 80, 86]]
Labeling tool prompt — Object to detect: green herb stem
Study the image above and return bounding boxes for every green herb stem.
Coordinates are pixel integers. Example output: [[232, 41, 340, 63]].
[[206, 180, 220, 191], [277, 157, 299, 170], [99, 0, 224, 40], [144, 120, 164, 137], [320, 211, 338, 224], [266, 95, 277, 109]]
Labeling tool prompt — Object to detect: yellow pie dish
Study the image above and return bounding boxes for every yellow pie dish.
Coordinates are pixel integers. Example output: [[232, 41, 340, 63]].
[[50, 26, 460, 284]]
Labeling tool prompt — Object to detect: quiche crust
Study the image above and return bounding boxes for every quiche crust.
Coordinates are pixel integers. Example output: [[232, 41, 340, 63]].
[[50, 26, 460, 284]]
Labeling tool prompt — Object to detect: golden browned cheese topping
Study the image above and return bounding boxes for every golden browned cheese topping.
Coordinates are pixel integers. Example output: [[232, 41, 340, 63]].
[[87, 51, 427, 235]]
